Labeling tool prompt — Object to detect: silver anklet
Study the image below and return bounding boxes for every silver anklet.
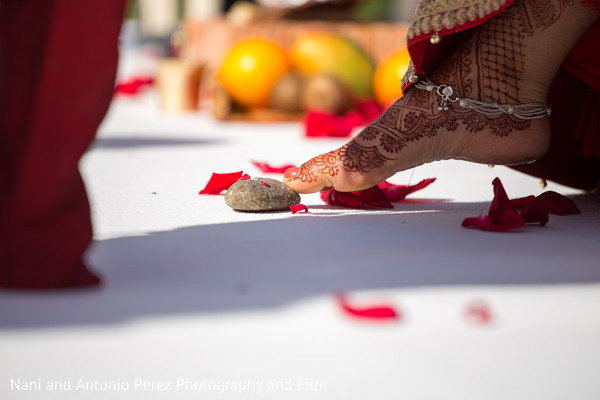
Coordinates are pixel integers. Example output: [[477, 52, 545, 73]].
[[414, 78, 551, 120]]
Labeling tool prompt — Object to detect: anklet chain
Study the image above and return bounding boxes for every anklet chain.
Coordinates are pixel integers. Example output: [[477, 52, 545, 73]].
[[414, 78, 551, 120]]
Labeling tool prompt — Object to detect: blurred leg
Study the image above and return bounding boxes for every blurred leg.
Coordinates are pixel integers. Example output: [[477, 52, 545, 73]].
[[0, 0, 127, 288]]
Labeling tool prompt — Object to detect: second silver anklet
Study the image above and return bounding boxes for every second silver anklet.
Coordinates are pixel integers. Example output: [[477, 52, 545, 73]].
[[414, 78, 551, 120]]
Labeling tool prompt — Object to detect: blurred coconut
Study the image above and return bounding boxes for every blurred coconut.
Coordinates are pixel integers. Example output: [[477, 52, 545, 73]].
[[269, 72, 304, 112], [212, 82, 236, 120], [302, 73, 351, 115]]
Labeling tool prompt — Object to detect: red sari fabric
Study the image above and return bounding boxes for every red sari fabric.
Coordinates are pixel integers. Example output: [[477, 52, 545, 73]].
[[511, 19, 600, 190], [0, 0, 127, 288], [404, 0, 600, 190]]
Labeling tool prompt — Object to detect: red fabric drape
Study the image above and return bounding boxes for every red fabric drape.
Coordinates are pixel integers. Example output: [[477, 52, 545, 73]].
[[0, 0, 127, 288], [505, 19, 600, 190]]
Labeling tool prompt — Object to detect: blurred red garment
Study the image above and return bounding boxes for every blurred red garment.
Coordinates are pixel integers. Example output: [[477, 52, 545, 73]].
[[0, 0, 127, 288]]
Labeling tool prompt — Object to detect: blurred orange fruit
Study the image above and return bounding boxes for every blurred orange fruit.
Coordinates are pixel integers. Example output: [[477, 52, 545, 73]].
[[218, 38, 291, 108], [373, 48, 411, 107]]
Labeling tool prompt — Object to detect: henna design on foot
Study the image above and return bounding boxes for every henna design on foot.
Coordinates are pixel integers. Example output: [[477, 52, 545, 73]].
[[529, 0, 576, 31], [288, 0, 585, 190], [293, 87, 532, 184], [338, 142, 392, 173], [295, 151, 339, 183], [293, 142, 392, 183], [475, 3, 531, 103]]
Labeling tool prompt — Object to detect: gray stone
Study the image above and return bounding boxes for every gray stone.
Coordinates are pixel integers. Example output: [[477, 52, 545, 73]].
[[225, 177, 301, 212]]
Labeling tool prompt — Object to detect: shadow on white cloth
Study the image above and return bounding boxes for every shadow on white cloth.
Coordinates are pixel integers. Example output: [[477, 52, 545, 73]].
[[1, 195, 598, 329]]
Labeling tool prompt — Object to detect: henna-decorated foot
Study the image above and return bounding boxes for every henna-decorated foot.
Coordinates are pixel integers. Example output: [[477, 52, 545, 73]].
[[284, 0, 597, 194]]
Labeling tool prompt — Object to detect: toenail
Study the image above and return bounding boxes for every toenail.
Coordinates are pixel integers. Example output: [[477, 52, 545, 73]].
[[283, 167, 299, 180]]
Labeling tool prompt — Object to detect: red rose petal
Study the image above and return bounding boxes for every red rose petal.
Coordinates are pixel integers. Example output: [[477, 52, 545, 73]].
[[461, 217, 478, 228], [464, 300, 493, 325], [304, 101, 383, 138], [305, 112, 353, 138], [114, 77, 154, 95], [486, 178, 526, 230], [510, 192, 579, 218], [377, 178, 436, 202], [352, 186, 395, 208], [320, 179, 435, 209], [321, 186, 394, 209], [462, 178, 525, 231], [537, 191, 581, 215], [494, 207, 526, 230], [477, 212, 524, 232], [509, 195, 536, 210], [520, 197, 550, 226], [251, 161, 296, 174], [199, 171, 246, 195], [290, 204, 308, 214], [463, 179, 579, 232], [321, 189, 365, 208], [488, 177, 512, 221], [337, 294, 400, 320], [355, 100, 384, 121], [462, 213, 522, 232]]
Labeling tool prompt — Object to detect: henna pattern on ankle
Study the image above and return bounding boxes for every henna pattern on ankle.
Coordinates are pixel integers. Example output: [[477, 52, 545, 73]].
[[528, 0, 576, 31], [475, 3, 531, 103], [471, 0, 578, 103], [400, 91, 529, 141]]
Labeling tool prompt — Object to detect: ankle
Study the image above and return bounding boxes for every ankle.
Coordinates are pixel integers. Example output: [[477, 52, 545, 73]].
[[460, 117, 551, 165]]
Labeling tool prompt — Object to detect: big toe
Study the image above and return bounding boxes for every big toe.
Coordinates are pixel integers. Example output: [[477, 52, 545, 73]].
[[283, 148, 379, 194], [283, 162, 335, 194]]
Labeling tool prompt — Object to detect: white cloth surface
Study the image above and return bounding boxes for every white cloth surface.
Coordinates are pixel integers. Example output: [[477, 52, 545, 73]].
[[1, 91, 600, 400]]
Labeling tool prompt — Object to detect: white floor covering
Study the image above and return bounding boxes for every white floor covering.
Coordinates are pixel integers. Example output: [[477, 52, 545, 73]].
[[1, 90, 600, 400]]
